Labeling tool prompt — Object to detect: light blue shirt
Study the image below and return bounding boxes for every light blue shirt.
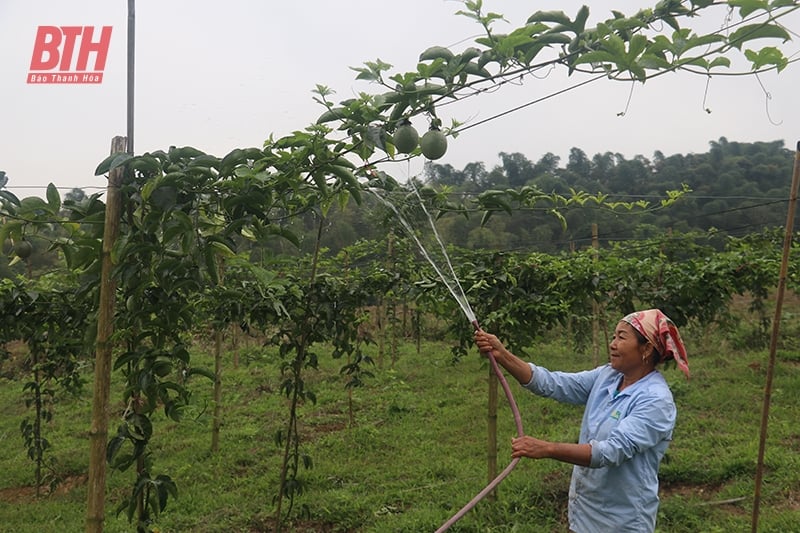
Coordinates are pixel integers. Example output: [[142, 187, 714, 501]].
[[524, 363, 676, 533]]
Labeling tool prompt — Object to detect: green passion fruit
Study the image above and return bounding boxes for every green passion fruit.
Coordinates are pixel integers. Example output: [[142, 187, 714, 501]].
[[13, 240, 33, 259], [393, 121, 419, 154], [126, 295, 138, 313], [420, 128, 447, 160]]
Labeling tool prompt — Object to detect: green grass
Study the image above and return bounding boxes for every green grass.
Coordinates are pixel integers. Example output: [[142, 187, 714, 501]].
[[1, 322, 799, 533]]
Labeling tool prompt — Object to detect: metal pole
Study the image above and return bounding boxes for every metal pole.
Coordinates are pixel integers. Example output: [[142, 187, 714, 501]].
[[127, 0, 135, 154]]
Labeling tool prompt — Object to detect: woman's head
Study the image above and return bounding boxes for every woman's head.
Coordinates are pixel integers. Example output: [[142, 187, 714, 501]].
[[609, 321, 659, 376], [629, 327, 661, 364], [620, 309, 690, 379]]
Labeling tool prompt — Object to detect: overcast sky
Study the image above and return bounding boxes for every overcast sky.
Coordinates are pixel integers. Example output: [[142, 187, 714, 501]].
[[2, 0, 799, 200]]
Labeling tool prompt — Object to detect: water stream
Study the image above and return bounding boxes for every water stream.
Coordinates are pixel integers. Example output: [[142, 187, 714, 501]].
[[367, 187, 476, 324], [367, 174, 524, 532]]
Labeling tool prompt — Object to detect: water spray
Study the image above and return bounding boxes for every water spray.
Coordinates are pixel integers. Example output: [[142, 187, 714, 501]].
[[367, 182, 526, 531]]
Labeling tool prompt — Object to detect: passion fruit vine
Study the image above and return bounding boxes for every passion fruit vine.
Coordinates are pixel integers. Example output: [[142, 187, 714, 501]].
[[420, 127, 447, 160]]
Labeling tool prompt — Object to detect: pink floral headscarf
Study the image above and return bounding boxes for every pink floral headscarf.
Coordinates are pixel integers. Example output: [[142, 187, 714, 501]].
[[622, 309, 690, 379]]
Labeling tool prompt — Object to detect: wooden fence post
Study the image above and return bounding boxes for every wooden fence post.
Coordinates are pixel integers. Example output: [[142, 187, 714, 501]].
[[86, 135, 126, 533], [751, 141, 800, 532]]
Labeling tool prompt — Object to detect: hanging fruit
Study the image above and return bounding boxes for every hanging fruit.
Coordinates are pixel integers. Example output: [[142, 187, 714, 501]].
[[13, 240, 33, 259], [420, 125, 447, 160], [393, 119, 419, 154]]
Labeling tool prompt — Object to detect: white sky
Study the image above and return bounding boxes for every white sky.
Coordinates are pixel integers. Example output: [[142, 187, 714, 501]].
[[1, 0, 799, 200]]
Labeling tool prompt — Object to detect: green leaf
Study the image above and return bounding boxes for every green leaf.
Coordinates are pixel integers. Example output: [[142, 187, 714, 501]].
[[94, 153, 117, 175], [316, 107, 347, 124], [728, 0, 770, 17], [0, 220, 22, 247], [269, 225, 300, 248], [188, 154, 222, 170], [638, 53, 671, 69], [628, 63, 647, 82], [164, 401, 184, 422], [168, 146, 206, 161], [129, 155, 163, 175], [140, 174, 163, 203], [603, 34, 627, 57], [204, 245, 220, 285], [419, 45, 454, 62], [0, 189, 20, 207], [95, 152, 132, 175], [662, 15, 681, 32], [681, 57, 710, 69], [526, 10, 571, 25], [19, 196, 51, 215], [708, 56, 732, 69], [571, 50, 618, 66], [208, 240, 236, 257], [45, 183, 61, 212], [219, 148, 246, 176], [681, 33, 727, 54], [728, 23, 790, 50], [569, 5, 590, 34], [154, 474, 177, 513], [627, 34, 648, 60], [497, 32, 535, 56], [744, 46, 789, 71], [185, 367, 216, 381]]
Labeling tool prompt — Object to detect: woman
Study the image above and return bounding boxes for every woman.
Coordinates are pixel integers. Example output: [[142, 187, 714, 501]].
[[474, 309, 690, 533]]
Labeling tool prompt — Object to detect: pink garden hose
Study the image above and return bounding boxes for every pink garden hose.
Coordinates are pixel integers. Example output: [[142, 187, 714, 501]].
[[434, 320, 525, 532]]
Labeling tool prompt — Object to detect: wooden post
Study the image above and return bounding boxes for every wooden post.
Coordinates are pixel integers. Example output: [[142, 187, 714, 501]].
[[751, 141, 800, 532], [591, 223, 600, 366], [487, 364, 498, 501], [211, 257, 225, 453], [211, 328, 223, 452], [387, 233, 399, 367], [86, 136, 126, 533]]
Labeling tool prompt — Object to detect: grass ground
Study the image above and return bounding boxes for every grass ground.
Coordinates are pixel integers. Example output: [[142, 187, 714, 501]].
[[1, 310, 799, 532]]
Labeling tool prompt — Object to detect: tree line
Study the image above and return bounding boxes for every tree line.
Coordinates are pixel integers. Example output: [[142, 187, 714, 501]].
[[268, 137, 798, 258], [2, 137, 796, 280]]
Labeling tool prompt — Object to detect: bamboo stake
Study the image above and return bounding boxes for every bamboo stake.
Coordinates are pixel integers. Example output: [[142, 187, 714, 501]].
[[751, 141, 800, 532], [591, 223, 600, 367], [211, 257, 225, 453], [86, 135, 126, 533], [487, 363, 498, 501]]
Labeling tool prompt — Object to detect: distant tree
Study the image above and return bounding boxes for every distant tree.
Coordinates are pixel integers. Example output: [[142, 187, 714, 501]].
[[533, 152, 561, 178], [462, 162, 488, 190], [590, 152, 616, 187], [64, 188, 86, 204], [424, 162, 464, 187], [483, 165, 510, 189], [567, 147, 591, 177], [499, 152, 535, 187]]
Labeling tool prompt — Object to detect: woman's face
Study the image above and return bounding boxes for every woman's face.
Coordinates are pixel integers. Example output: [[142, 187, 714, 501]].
[[609, 321, 650, 374]]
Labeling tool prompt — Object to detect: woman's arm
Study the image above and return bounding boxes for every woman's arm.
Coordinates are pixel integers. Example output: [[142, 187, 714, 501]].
[[512, 436, 592, 467], [474, 330, 533, 385]]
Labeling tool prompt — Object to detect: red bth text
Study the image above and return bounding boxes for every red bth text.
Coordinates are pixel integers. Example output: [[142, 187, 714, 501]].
[[27, 26, 112, 84]]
